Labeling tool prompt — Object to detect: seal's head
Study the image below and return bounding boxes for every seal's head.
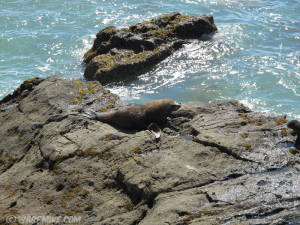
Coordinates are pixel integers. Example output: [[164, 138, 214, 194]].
[[145, 98, 180, 114], [144, 98, 181, 125], [287, 120, 300, 134], [163, 99, 181, 114]]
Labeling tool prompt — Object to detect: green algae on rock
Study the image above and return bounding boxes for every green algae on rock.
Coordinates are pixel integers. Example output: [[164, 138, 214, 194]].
[[83, 12, 217, 84]]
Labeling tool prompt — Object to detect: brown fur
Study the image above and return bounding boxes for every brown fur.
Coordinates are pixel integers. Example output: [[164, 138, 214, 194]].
[[94, 99, 180, 130], [287, 120, 300, 148], [287, 120, 300, 134]]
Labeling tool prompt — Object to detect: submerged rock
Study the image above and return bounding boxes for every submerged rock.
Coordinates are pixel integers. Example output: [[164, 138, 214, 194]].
[[0, 79, 299, 224], [83, 12, 217, 84]]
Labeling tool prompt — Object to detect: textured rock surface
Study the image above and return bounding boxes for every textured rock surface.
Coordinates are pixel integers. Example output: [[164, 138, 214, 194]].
[[0, 79, 299, 224], [83, 12, 217, 84]]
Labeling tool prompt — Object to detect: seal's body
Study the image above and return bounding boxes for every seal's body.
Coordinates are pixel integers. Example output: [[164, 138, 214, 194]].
[[287, 120, 300, 148], [89, 99, 180, 130]]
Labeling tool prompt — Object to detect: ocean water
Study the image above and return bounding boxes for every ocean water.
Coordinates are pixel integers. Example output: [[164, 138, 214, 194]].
[[0, 0, 299, 119]]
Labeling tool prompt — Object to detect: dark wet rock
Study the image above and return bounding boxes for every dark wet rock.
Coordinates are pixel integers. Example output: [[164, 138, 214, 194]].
[[0, 78, 299, 224], [0, 77, 44, 105], [83, 12, 217, 84], [174, 14, 216, 38]]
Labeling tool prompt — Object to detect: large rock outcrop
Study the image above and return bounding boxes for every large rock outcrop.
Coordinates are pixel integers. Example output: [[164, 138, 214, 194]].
[[0, 78, 299, 224], [83, 12, 217, 84]]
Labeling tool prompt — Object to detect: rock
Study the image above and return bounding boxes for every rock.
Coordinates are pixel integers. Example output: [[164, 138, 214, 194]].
[[139, 166, 300, 225], [0, 78, 299, 224], [174, 14, 216, 38], [0, 77, 44, 104], [0, 77, 121, 174], [83, 12, 217, 84]]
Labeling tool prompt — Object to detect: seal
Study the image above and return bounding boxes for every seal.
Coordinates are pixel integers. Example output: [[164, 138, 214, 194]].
[[84, 99, 181, 130], [287, 120, 300, 149]]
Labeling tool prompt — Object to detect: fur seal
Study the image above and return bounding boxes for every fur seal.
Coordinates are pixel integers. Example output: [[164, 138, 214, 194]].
[[85, 99, 181, 130], [287, 120, 300, 149]]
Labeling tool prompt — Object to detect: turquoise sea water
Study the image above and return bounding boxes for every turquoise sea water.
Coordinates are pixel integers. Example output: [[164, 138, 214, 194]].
[[0, 0, 299, 119]]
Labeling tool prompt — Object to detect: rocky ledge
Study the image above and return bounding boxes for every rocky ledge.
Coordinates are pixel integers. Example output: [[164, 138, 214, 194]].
[[0, 77, 299, 224], [83, 12, 217, 84]]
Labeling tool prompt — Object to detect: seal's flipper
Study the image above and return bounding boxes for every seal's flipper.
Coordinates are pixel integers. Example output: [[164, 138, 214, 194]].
[[82, 110, 98, 119], [147, 123, 161, 140]]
